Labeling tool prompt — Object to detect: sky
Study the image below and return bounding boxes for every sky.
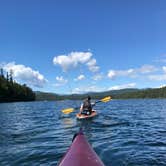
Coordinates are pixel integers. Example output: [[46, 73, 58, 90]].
[[0, 0, 166, 94]]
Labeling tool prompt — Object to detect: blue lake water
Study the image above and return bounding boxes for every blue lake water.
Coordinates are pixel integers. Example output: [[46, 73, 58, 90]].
[[0, 99, 166, 166]]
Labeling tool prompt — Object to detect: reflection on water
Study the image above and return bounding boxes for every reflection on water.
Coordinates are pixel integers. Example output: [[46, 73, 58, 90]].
[[61, 117, 75, 128]]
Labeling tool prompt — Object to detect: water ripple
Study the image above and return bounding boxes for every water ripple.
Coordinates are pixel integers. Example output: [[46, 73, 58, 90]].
[[0, 99, 166, 165]]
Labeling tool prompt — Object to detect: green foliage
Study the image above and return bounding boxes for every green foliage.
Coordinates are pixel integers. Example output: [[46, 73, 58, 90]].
[[0, 68, 35, 102], [114, 87, 166, 99], [35, 91, 62, 101], [36, 87, 166, 101]]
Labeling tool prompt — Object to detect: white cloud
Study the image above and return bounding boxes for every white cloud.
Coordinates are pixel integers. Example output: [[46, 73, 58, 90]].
[[53, 51, 92, 71], [148, 74, 166, 81], [86, 58, 100, 72], [88, 66, 100, 72], [107, 69, 135, 79], [93, 73, 103, 81], [107, 65, 157, 79], [138, 65, 157, 74], [72, 85, 106, 94], [53, 51, 99, 72], [147, 66, 166, 81], [109, 83, 136, 90], [154, 54, 166, 63], [107, 70, 116, 79], [2, 62, 47, 88], [163, 66, 166, 73], [86, 58, 96, 66], [74, 74, 85, 81], [55, 76, 68, 86]]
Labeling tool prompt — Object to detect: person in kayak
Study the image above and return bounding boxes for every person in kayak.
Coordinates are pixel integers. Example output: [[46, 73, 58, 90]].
[[80, 96, 95, 115]]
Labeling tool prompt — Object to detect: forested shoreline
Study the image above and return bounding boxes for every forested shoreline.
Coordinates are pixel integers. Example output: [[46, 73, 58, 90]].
[[114, 87, 166, 99], [35, 86, 166, 101], [0, 68, 35, 102]]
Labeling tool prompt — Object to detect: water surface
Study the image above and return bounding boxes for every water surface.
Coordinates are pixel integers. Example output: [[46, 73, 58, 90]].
[[0, 99, 166, 165]]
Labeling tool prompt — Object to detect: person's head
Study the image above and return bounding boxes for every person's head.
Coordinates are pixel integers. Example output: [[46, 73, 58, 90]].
[[87, 96, 91, 101]]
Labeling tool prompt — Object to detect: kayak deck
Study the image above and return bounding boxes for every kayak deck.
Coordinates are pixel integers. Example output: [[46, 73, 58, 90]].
[[76, 110, 98, 120], [58, 129, 105, 166]]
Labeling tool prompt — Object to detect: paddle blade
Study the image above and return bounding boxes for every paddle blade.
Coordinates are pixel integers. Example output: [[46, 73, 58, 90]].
[[62, 108, 74, 114], [101, 96, 111, 102]]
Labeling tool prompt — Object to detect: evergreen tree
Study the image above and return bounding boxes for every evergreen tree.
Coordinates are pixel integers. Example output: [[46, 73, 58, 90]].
[[0, 68, 4, 78], [9, 69, 13, 83], [0, 68, 35, 102], [6, 72, 9, 82]]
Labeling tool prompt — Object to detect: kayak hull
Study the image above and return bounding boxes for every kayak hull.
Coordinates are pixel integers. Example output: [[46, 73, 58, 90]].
[[76, 110, 98, 120], [58, 129, 104, 166]]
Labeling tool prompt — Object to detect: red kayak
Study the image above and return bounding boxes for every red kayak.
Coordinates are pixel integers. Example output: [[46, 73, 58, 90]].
[[58, 129, 105, 166]]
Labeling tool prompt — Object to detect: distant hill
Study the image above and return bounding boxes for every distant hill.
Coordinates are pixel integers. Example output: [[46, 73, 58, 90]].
[[114, 87, 166, 99], [35, 87, 166, 100], [35, 91, 62, 100]]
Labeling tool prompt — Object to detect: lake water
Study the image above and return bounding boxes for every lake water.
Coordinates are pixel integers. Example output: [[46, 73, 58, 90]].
[[0, 99, 166, 166]]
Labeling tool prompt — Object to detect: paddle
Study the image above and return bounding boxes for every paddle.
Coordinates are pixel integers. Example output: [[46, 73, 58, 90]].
[[61, 96, 112, 114]]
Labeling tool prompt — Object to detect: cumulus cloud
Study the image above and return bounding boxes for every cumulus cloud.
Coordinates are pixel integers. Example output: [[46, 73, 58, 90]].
[[107, 70, 116, 79], [2, 62, 47, 88], [86, 58, 100, 72], [148, 75, 166, 81], [53, 51, 99, 72], [147, 66, 166, 81], [138, 65, 157, 74], [109, 83, 136, 90], [55, 76, 68, 87], [53, 52, 92, 71], [93, 73, 103, 81], [163, 66, 166, 73], [74, 74, 85, 81], [107, 69, 135, 79], [154, 54, 166, 63], [73, 85, 105, 94], [107, 65, 157, 79], [88, 66, 100, 72]]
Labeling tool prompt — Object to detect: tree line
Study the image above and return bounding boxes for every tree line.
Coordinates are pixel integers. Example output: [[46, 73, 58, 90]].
[[0, 68, 35, 102], [35, 87, 166, 101], [113, 87, 166, 99]]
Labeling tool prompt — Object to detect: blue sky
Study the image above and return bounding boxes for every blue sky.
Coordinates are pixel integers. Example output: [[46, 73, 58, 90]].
[[0, 0, 166, 94]]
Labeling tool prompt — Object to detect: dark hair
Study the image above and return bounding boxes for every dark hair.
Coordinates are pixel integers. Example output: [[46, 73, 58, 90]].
[[87, 96, 91, 100]]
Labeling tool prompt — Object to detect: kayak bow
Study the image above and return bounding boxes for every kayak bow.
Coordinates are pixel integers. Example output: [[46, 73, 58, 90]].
[[58, 129, 105, 166]]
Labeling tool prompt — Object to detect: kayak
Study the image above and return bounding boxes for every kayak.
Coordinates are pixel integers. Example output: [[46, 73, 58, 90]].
[[58, 129, 105, 166], [76, 110, 98, 120]]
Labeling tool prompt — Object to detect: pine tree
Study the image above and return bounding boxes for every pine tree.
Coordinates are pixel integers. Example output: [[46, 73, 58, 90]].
[[9, 69, 13, 83], [0, 68, 4, 78], [6, 72, 9, 82]]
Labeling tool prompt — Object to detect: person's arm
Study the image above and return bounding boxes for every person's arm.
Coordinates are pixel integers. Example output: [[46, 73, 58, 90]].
[[79, 104, 83, 113]]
